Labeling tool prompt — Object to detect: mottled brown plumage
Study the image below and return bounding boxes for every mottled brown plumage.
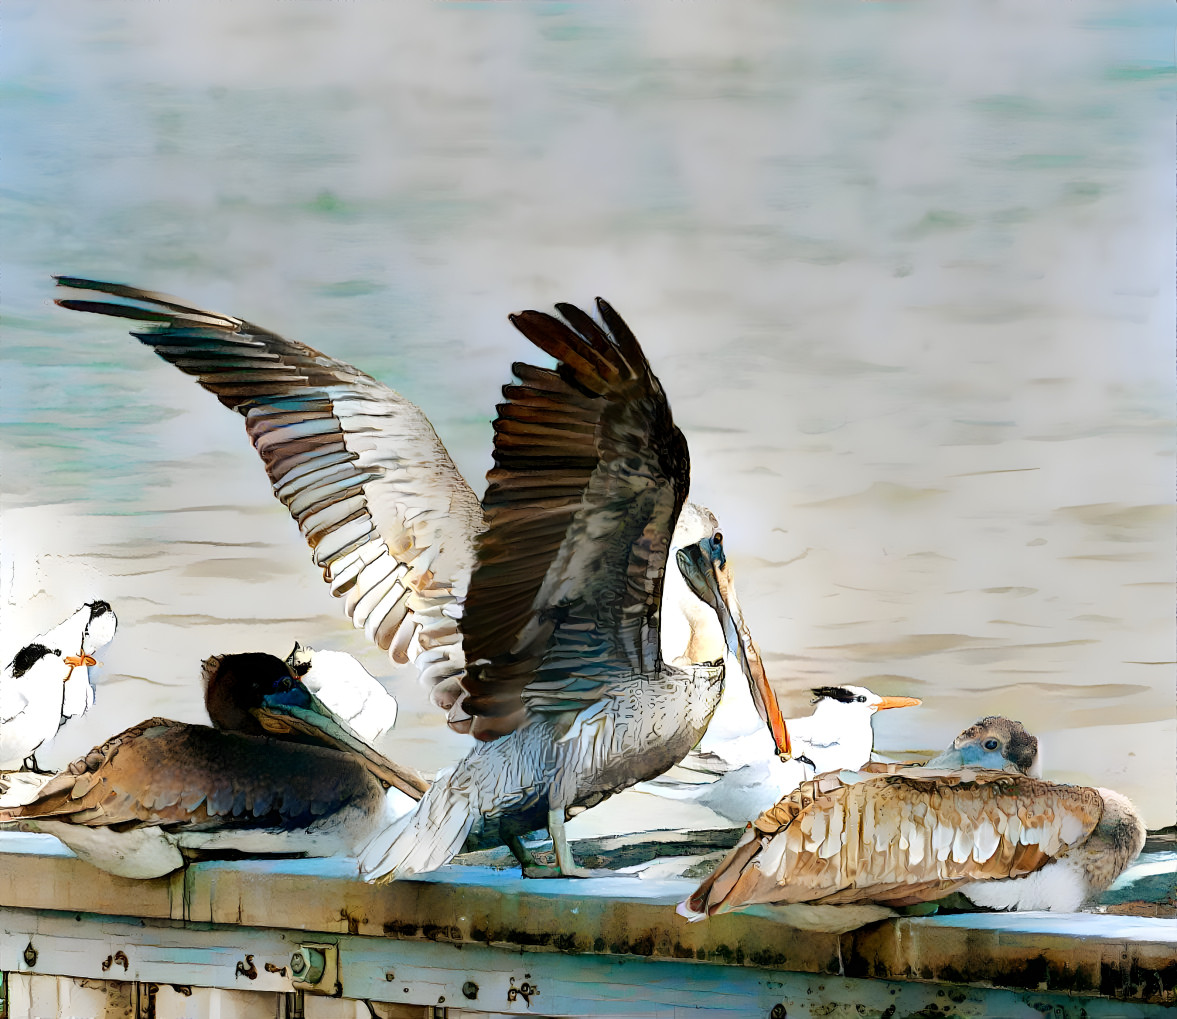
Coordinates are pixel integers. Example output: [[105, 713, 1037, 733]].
[[0, 719, 384, 833], [685, 718, 1118, 917]]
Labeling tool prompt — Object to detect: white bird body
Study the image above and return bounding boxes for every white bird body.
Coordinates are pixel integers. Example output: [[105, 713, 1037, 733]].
[[285, 644, 398, 747], [0, 601, 117, 771], [636, 685, 920, 823]]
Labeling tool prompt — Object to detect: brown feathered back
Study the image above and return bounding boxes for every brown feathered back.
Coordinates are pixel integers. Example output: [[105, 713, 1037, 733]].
[[688, 764, 1104, 915]]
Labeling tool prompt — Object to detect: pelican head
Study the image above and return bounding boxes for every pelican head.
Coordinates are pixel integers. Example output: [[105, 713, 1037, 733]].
[[924, 715, 1039, 775], [202, 651, 429, 800], [675, 532, 792, 758]]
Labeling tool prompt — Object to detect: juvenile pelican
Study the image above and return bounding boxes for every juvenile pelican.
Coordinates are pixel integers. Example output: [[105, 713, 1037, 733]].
[[0, 653, 426, 879], [1, 601, 117, 772], [53, 278, 786, 751], [635, 684, 921, 823], [683, 717, 1145, 920]]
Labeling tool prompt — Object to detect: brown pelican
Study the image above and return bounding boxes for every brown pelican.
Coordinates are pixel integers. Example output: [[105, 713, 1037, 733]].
[[0, 653, 427, 879], [635, 684, 921, 823], [53, 278, 786, 751], [346, 300, 789, 879], [1, 601, 117, 772], [682, 716, 1145, 921]]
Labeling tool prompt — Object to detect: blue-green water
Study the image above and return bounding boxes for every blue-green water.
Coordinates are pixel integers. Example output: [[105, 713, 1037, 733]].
[[1, 2, 1174, 826]]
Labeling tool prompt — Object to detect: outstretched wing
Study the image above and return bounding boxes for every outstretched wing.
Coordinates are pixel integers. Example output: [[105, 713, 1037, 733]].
[[687, 767, 1104, 915], [0, 720, 381, 831], [55, 277, 480, 715], [459, 299, 690, 741]]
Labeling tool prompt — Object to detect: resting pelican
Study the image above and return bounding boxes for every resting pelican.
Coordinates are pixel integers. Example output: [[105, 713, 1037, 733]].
[[683, 716, 1145, 921], [1, 601, 117, 772], [53, 278, 790, 759], [0, 653, 427, 879], [635, 684, 921, 823]]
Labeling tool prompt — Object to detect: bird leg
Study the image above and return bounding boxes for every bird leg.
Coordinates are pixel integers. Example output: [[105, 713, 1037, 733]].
[[506, 833, 559, 878], [547, 808, 593, 878], [507, 813, 594, 878]]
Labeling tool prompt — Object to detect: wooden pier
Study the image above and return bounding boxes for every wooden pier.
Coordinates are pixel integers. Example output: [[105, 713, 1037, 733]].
[[0, 832, 1172, 1018]]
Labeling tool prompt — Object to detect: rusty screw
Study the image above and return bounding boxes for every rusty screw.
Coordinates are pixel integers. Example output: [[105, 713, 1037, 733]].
[[462, 981, 479, 1000]]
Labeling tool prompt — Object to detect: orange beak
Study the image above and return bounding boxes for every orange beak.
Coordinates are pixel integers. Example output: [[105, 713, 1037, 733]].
[[875, 695, 921, 712]]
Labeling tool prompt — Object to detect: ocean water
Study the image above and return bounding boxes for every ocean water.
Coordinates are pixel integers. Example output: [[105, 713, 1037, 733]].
[[1, 2, 1174, 827]]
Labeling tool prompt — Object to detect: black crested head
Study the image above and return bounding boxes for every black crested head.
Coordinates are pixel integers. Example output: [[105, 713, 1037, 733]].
[[86, 601, 113, 618], [10, 643, 61, 679], [811, 686, 857, 705]]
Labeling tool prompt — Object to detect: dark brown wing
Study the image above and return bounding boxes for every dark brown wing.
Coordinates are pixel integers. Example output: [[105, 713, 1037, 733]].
[[459, 299, 690, 741], [687, 768, 1104, 915], [55, 277, 479, 713], [0, 719, 382, 830]]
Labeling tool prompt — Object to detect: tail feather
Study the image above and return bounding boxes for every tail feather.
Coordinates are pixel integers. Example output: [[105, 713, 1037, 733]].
[[359, 768, 475, 881]]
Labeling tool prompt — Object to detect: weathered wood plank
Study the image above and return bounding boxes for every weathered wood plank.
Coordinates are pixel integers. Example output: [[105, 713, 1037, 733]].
[[0, 908, 1172, 1018], [0, 833, 1173, 1010]]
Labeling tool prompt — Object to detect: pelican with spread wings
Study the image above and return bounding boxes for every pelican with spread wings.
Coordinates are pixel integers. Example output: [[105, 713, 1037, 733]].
[[56, 280, 789, 877], [54, 279, 791, 765]]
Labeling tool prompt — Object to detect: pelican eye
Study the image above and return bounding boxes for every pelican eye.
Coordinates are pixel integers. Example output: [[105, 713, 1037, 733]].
[[982, 738, 1000, 751], [855, 695, 867, 703]]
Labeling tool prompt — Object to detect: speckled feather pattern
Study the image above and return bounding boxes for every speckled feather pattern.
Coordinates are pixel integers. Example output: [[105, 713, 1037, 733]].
[[688, 765, 1104, 914]]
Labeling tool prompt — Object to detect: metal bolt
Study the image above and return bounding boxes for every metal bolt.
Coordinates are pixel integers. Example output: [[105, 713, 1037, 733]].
[[385, 971, 396, 982], [22, 943, 37, 967], [288, 947, 327, 986], [462, 981, 479, 1000], [770, 1006, 787, 1019]]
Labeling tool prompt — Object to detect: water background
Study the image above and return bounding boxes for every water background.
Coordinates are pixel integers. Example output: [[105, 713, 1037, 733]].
[[2, 2, 1174, 828]]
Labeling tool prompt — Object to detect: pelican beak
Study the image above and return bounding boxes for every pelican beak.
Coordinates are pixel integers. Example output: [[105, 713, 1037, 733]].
[[922, 746, 964, 770], [675, 537, 792, 759], [253, 684, 429, 801], [875, 695, 921, 712]]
